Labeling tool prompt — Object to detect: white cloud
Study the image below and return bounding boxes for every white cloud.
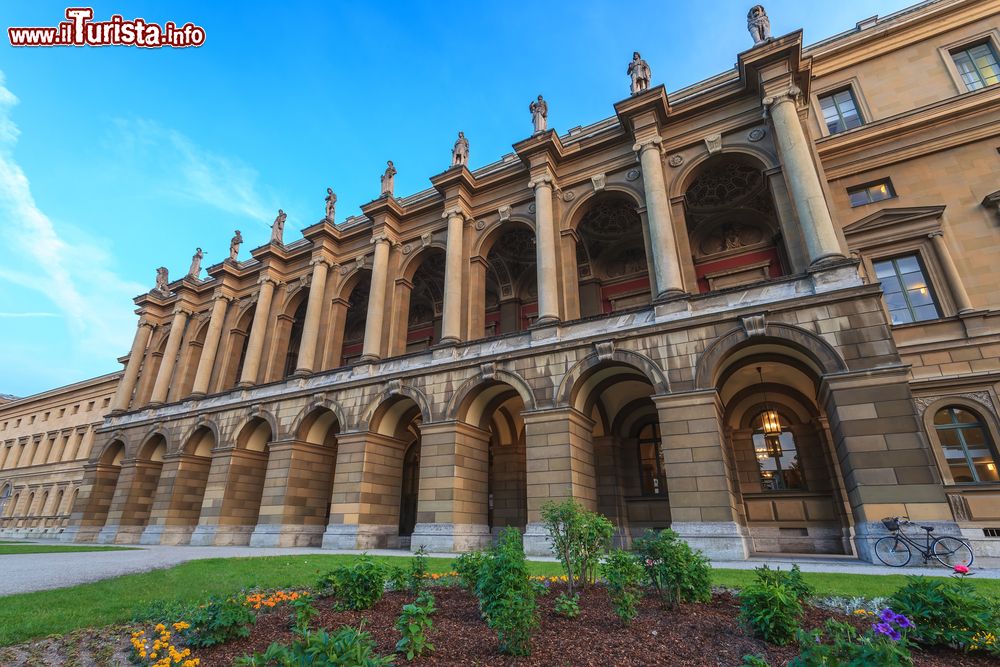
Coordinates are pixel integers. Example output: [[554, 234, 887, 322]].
[[0, 312, 59, 318]]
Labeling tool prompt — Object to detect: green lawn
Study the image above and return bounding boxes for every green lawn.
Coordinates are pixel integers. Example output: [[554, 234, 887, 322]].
[[0, 544, 137, 555], [0, 554, 997, 646]]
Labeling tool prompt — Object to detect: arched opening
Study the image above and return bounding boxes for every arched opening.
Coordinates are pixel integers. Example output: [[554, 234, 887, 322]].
[[84, 440, 125, 532], [482, 224, 538, 336], [109, 434, 166, 540], [149, 426, 215, 542], [569, 361, 669, 546], [221, 305, 255, 390], [718, 347, 852, 555], [368, 394, 423, 547], [575, 194, 652, 316], [684, 156, 787, 293], [282, 296, 309, 378], [339, 270, 372, 366], [53, 488, 64, 525], [296, 407, 341, 527], [0, 484, 12, 519], [933, 406, 1000, 484], [228, 418, 272, 529], [398, 249, 446, 354]]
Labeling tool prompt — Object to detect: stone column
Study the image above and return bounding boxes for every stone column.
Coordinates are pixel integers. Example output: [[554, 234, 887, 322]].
[[63, 462, 120, 543], [410, 421, 492, 552], [361, 235, 392, 361], [765, 88, 845, 267], [440, 209, 465, 345], [149, 309, 190, 406], [189, 446, 269, 546], [634, 137, 685, 297], [529, 174, 560, 326], [100, 458, 164, 544], [250, 439, 337, 547], [928, 231, 973, 313], [190, 295, 231, 397], [139, 452, 212, 545], [652, 391, 749, 560], [238, 276, 277, 387], [110, 320, 154, 413], [522, 407, 598, 555], [294, 258, 331, 374]]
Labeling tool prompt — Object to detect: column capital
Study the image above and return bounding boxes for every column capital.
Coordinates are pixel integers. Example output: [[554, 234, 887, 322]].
[[309, 256, 334, 269], [527, 173, 554, 189], [442, 207, 467, 221], [137, 319, 156, 331], [257, 274, 280, 287], [632, 135, 663, 155], [173, 306, 194, 318], [211, 291, 235, 303], [762, 85, 802, 110], [371, 232, 392, 245], [927, 230, 944, 239]]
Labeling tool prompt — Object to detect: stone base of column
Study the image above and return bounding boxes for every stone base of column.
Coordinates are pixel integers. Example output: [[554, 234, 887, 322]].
[[61, 525, 100, 543], [410, 523, 492, 553], [523, 522, 553, 557], [358, 354, 381, 363], [854, 519, 962, 563], [532, 315, 559, 328], [187, 392, 206, 400], [435, 336, 460, 347], [807, 260, 863, 292], [111, 525, 147, 544], [652, 288, 686, 303], [189, 524, 254, 546], [250, 523, 324, 548], [321, 524, 399, 550], [139, 524, 196, 546], [236, 381, 254, 389], [291, 368, 314, 378], [807, 253, 849, 269], [670, 521, 749, 561], [653, 297, 691, 318], [96, 524, 122, 544]]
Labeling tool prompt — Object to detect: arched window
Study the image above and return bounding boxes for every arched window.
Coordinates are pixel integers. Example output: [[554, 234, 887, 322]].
[[637, 422, 666, 497], [934, 407, 1000, 483], [752, 411, 804, 491], [0, 485, 10, 517]]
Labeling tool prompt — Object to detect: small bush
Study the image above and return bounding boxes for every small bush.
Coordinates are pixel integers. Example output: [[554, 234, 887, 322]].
[[452, 550, 486, 592], [188, 596, 256, 648], [235, 624, 395, 666], [790, 614, 914, 666], [409, 547, 429, 595], [386, 566, 408, 592], [317, 556, 387, 611], [475, 527, 538, 656], [290, 597, 318, 635], [753, 564, 813, 602], [554, 592, 580, 619], [738, 581, 802, 645], [395, 591, 436, 661], [539, 499, 614, 596], [633, 529, 711, 608], [890, 572, 999, 654], [601, 548, 645, 625], [741, 656, 770, 667]]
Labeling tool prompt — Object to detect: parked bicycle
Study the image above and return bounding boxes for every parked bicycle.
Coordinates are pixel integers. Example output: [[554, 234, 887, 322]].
[[873, 516, 974, 568]]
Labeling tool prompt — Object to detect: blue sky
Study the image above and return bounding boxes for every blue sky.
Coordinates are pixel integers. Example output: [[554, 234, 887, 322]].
[[0, 0, 915, 397]]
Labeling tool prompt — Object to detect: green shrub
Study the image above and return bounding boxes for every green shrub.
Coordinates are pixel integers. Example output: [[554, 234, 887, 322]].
[[890, 572, 1000, 654], [741, 656, 770, 667], [317, 556, 387, 611], [475, 527, 538, 656], [753, 564, 813, 602], [395, 590, 435, 661], [290, 597, 318, 635], [554, 592, 580, 619], [539, 499, 613, 595], [235, 625, 395, 666], [188, 595, 256, 648], [452, 550, 486, 592], [386, 565, 408, 593], [738, 581, 802, 645], [633, 529, 711, 608], [601, 548, 645, 625], [408, 547, 429, 595], [790, 615, 913, 666]]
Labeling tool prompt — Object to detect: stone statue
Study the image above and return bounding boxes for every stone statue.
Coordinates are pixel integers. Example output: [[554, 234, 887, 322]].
[[325, 188, 337, 221], [529, 95, 548, 134], [270, 209, 286, 244], [451, 131, 469, 167], [188, 248, 203, 279], [380, 160, 397, 197], [747, 5, 771, 45], [229, 230, 243, 262], [627, 52, 652, 95], [723, 225, 744, 250], [155, 266, 169, 293]]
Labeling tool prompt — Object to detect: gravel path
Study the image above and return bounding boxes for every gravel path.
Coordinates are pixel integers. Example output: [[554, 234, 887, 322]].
[[1, 539, 997, 596]]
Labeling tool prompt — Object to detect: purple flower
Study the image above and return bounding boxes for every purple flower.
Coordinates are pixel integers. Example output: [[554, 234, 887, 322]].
[[873, 622, 892, 637], [887, 627, 901, 642], [894, 613, 913, 629], [879, 608, 896, 623]]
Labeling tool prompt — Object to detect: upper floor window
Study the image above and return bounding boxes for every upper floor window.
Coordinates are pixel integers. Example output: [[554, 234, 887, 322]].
[[934, 406, 999, 483], [952, 43, 1000, 92], [848, 179, 895, 207], [819, 89, 863, 134], [873, 255, 939, 325], [637, 422, 666, 497]]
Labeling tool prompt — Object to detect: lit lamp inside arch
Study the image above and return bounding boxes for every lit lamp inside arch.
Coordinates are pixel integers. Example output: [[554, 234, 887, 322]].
[[756, 366, 783, 459]]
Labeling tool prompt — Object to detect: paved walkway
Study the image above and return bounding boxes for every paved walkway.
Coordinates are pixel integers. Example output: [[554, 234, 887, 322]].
[[1, 539, 997, 596]]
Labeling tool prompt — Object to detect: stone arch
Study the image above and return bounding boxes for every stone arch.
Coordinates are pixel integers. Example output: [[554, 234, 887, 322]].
[[695, 322, 848, 390], [137, 432, 168, 462], [97, 438, 126, 466], [556, 348, 669, 410], [291, 399, 348, 441], [471, 216, 536, 259], [398, 242, 448, 281], [447, 367, 538, 422], [235, 413, 275, 451], [669, 144, 779, 199], [178, 419, 221, 456], [564, 184, 645, 232], [336, 265, 373, 367], [360, 382, 433, 434]]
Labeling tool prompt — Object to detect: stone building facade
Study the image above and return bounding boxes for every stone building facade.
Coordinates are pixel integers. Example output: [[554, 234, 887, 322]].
[[3, 0, 1000, 562]]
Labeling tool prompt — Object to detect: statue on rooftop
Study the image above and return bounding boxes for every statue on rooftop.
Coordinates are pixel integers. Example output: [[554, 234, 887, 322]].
[[270, 209, 286, 244], [154, 266, 169, 293], [380, 160, 397, 197], [747, 5, 771, 45], [325, 188, 337, 221], [627, 52, 652, 95], [188, 248, 203, 279], [451, 131, 469, 167], [529, 95, 548, 134], [229, 230, 243, 262]]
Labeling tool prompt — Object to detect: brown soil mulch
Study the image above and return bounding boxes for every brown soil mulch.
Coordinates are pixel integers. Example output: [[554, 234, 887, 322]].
[[197, 587, 1000, 667]]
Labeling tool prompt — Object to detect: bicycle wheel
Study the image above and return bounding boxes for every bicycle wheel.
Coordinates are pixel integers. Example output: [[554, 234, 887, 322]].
[[932, 536, 975, 568], [874, 536, 911, 567]]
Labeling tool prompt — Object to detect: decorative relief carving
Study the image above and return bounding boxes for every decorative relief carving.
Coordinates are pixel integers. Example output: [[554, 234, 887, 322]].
[[421, 232, 433, 247], [591, 174, 606, 191], [704, 134, 723, 154], [498, 205, 511, 221], [740, 314, 767, 337], [594, 341, 615, 361], [668, 154, 684, 168], [563, 190, 576, 202], [626, 168, 641, 181], [698, 224, 764, 257], [402, 244, 413, 255], [528, 202, 536, 214], [479, 362, 497, 380], [913, 391, 996, 416], [475, 219, 486, 231], [747, 127, 766, 142]]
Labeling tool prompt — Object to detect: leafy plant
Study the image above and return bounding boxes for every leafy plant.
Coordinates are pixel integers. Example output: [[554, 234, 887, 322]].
[[633, 529, 711, 608], [235, 624, 395, 666], [741, 656, 771, 667], [452, 550, 486, 592], [754, 564, 813, 602], [386, 566, 408, 593], [408, 547, 429, 595], [290, 597, 318, 636], [187, 596, 256, 648], [317, 556, 387, 611], [890, 571, 999, 654], [475, 527, 538, 656], [554, 592, 580, 619], [791, 614, 914, 666], [738, 581, 802, 645], [601, 548, 645, 625], [395, 591, 436, 661], [539, 499, 613, 595]]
